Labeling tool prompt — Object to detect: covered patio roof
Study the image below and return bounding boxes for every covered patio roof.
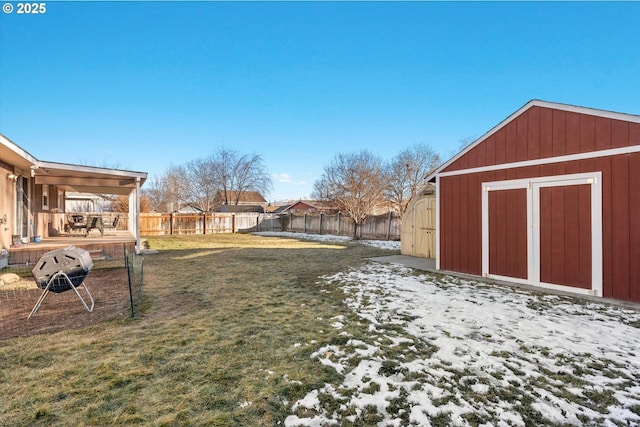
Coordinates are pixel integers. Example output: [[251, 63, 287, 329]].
[[1, 133, 146, 193], [1, 134, 146, 193], [1, 133, 148, 252], [34, 161, 146, 195]]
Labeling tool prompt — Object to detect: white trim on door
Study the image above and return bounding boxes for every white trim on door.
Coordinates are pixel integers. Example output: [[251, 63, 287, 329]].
[[481, 172, 603, 296], [435, 175, 440, 270]]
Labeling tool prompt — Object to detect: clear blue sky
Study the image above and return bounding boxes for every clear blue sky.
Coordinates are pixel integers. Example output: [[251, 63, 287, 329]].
[[1, 1, 639, 202]]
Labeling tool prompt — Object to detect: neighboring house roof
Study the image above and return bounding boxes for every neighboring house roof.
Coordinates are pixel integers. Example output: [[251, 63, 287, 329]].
[[214, 190, 267, 205], [288, 201, 318, 211], [426, 99, 640, 182], [219, 204, 265, 213], [275, 200, 340, 214], [300, 200, 340, 213], [266, 204, 289, 213], [65, 192, 105, 201], [65, 192, 113, 212], [175, 205, 204, 213]]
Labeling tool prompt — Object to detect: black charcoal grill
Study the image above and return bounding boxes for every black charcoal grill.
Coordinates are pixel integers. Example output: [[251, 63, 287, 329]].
[[28, 246, 95, 319]]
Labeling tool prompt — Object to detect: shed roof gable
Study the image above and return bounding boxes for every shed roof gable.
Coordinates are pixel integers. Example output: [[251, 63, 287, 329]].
[[428, 100, 640, 180]]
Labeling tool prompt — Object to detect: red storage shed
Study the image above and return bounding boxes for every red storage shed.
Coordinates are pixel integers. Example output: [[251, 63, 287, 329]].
[[425, 100, 640, 302]]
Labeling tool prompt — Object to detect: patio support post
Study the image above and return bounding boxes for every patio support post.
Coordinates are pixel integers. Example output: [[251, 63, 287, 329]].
[[135, 177, 141, 252], [129, 177, 141, 253], [128, 192, 134, 245]]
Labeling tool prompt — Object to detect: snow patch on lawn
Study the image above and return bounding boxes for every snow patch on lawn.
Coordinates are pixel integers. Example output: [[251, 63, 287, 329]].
[[254, 231, 400, 250], [286, 262, 640, 426], [358, 239, 401, 250]]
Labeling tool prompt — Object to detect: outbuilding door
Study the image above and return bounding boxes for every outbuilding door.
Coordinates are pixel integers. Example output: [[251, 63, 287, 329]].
[[482, 172, 602, 296], [413, 197, 436, 258]]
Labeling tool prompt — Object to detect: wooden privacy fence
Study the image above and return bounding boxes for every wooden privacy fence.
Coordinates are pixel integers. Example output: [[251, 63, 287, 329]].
[[140, 213, 282, 235], [140, 212, 401, 240], [283, 212, 401, 240]]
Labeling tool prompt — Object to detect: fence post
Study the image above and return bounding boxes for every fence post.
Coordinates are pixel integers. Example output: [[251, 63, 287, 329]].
[[232, 214, 236, 233], [124, 246, 135, 318], [337, 212, 341, 236], [256, 214, 260, 232], [319, 213, 323, 235], [203, 213, 207, 235], [386, 211, 392, 240], [303, 213, 307, 233], [170, 212, 174, 235]]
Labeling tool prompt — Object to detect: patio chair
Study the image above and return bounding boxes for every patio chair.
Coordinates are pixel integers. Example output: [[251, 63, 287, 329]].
[[67, 214, 86, 233], [27, 246, 94, 320], [85, 215, 104, 237], [101, 215, 119, 234]]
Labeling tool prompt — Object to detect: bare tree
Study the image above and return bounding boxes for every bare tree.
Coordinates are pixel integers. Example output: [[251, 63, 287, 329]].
[[111, 194, 152, 213], [143, 175, 171, 212], [213, 148, 272, 207], [457, 135, 477, 151], [312, 151, 387, 238], [143, 167, 190, 212], [184, 156, 218, 211], [145, 148, 272, 212], [385, 143, 441, 218]]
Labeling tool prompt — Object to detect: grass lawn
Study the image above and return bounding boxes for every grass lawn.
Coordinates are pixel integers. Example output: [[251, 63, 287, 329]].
[[2, 233, 639, 426], [0, 233, 393, 426]]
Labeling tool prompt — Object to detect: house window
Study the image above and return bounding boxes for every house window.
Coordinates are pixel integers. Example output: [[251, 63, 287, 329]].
[[42, 184, 49, 211]]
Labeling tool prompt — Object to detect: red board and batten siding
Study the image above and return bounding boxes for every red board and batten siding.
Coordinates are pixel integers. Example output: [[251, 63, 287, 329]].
[[539, 184, 592, 289], [488, 188, 527, 280], [437, 103, 640, 302]]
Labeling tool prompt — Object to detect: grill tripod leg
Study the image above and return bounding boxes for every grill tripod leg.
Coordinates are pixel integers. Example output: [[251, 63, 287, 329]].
[[27, 287, 51, 320], [27, 271, 95, 320], [71, 281, 95, 313]]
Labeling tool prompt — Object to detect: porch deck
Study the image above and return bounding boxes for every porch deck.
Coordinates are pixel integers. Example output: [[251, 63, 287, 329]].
[[7, 231, 136, 265]]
